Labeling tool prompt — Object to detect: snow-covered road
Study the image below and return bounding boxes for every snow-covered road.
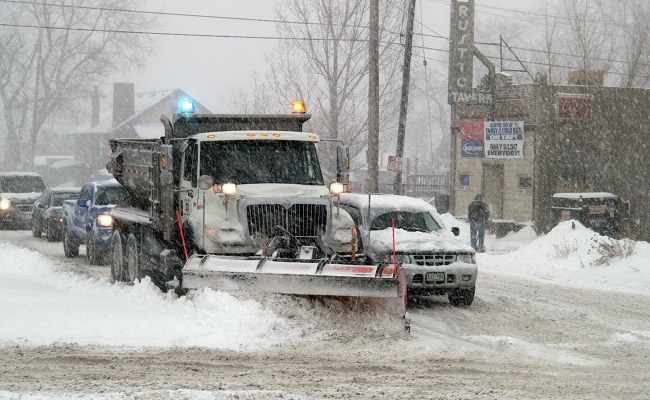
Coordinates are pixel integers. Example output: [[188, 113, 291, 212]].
[[1, 222, 649, 399]]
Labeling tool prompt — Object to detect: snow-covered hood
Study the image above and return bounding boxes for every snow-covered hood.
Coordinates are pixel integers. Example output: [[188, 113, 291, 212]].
[[365, 228, 474, 256], [231, 183, 329, 198], [0, 192, 41, 204]]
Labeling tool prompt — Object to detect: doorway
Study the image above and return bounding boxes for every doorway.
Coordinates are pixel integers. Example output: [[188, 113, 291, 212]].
[[482, 163, 504, 219]]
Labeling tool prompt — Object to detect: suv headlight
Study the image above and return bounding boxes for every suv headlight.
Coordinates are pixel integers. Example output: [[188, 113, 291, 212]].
[[0, 198, 11, 210], [97, 214, 113, 227], [457, 254, 475, 264]]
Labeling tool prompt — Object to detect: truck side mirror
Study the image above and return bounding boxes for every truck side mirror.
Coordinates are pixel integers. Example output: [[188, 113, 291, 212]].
[[451, 227, 460, 236], [77, 198, 87, 208], [336, 145, 350, 184]]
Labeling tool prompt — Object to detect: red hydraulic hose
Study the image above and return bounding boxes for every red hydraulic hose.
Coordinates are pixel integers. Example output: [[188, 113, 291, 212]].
[[176, 210, 188, 261], [391, 218, 396, 269]]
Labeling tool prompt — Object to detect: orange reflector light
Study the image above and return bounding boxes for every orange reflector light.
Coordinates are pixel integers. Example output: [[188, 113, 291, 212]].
[[292, 100, 306, 114], [261, 133, 268, 137], [309, 135, 317, 140], [247, 133, 255, 137], [207, 134, 215, 139], [273, 133, 281, 137]]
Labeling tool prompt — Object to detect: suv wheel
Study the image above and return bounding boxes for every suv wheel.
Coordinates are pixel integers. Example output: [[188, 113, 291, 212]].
[[448, 287, 475, 307], [32, 218, 41, 238]]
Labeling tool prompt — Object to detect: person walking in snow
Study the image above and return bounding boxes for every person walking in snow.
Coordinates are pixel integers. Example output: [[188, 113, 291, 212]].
[[467, 194, 490, 253]]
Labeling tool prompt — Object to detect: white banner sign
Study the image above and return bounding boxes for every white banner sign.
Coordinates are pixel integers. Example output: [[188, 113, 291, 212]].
[[484, 121, 524, 158]]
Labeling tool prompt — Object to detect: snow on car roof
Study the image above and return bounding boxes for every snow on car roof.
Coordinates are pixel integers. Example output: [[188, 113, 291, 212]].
[[50, 186, 81, 193], [552, 192, 618, 199], [0, 172, 43, 177], [338, 193, 437, 212]]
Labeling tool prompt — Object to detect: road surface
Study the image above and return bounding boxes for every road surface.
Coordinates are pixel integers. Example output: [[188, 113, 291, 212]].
[[1, 230, 649, 399]]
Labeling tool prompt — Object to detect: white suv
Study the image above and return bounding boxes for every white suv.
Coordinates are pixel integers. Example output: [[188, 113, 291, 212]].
[[336, 193, 477, 307], [0, 172, 48, 229]]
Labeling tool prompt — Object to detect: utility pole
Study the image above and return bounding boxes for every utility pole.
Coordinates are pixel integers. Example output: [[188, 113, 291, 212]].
[[367, 0, 380, 193], [393, 0, 416, 195]]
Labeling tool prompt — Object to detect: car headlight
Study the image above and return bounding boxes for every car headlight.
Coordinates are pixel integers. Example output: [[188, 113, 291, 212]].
[[97, 214, 113, 227], [457, 254, 475, 264], [0, 198, 11, 210]]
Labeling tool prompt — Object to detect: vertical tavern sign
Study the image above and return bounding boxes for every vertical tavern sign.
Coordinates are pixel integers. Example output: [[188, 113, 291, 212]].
[[448, 0, 493, 105], [448, 0, 474, 105]]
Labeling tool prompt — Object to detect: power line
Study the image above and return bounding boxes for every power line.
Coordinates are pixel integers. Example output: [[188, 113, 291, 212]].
[[3, 0, 649, 81]]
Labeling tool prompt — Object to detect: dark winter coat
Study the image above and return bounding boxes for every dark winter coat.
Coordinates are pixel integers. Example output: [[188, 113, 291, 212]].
[[468, 194, 490, 222]]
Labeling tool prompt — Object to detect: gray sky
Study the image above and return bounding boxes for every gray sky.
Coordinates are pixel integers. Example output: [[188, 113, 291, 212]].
[[111, 0, 551, 113]]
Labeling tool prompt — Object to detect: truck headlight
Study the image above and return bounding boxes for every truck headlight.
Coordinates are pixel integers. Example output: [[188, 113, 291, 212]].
[[329, 182, 344, 195], [97, 214, 113, 227], [0, 198, 10, 210], [221, 182, 237, 196]]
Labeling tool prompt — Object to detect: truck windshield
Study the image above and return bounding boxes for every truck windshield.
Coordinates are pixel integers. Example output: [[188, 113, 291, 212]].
[[0, 176, 47, 193], [369, 210, 442, 233], [200, 140, 324, 185]]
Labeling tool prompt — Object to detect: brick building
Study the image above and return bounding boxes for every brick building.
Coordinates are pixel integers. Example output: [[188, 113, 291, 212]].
[[450, 73, 650, 241]]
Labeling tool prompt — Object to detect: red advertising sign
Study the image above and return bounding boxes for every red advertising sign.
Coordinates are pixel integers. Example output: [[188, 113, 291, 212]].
[[556, 94, 593, 120], [460, 121, 484, 140]]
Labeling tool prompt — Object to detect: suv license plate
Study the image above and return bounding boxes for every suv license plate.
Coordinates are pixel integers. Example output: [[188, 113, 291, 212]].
[[426, 272, 445, 282]]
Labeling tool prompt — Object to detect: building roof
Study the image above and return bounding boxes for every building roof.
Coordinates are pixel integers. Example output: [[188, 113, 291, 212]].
[[69, 88, 212, 137]]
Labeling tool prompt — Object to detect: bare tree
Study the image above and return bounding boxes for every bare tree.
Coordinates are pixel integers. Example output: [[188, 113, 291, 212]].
[[564, 0, 615, 73], [615, 0, 650, 88], [240, 0, 404, 175], [0, 0, 155, 170]]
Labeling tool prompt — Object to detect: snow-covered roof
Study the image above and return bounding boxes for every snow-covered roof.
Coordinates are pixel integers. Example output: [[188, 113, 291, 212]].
[[0, 172, 43, 178], [339, 193, 437, 212], [49, 186, 81, 193], [49, 159, 88, 169], [552, 192, 618, 199], [69, 88, 211, 136], [133, 123, 165, 139]]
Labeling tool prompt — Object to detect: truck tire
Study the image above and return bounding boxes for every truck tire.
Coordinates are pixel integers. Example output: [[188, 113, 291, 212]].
[[111, 229, 127, 283], [63, 225, 79, 257], [448, 286, 475, 307], [32, 218, 41, 238], [126, 233, 141, 283]]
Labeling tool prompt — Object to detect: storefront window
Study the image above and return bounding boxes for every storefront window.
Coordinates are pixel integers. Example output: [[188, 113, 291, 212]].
[[518, 174, 532, 192], [459, 172, 470, 189]]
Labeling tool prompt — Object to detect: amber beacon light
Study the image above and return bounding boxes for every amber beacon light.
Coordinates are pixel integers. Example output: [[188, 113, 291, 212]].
[[291, 100, 306, 114]]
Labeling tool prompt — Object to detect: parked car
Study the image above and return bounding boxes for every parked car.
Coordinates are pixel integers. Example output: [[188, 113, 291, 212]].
[[32, 187, 81, 241], [62, 180, 127, 265], [336, 193, 477, 307], [0, 172, 48, 230]]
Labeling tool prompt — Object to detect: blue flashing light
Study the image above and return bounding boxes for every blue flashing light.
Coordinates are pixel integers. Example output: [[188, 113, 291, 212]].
[[180, 100, 195, 114]]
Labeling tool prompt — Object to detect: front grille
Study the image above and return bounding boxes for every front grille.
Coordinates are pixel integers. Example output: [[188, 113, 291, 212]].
[[246, 203, 327, 238], [15, 204, 33, 213], [412, 254, 457, 266]]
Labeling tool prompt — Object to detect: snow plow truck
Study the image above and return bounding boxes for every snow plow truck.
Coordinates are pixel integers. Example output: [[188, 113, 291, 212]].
[[106, 101, 405, 315]]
